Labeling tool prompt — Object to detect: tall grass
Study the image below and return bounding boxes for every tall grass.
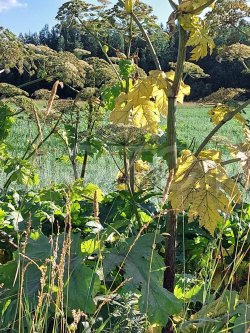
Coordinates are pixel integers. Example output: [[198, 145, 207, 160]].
[[4, 103, 250, 193]]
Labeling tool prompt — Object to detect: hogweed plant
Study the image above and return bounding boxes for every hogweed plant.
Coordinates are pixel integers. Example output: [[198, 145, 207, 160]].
[[0, 1, 249, 333], [103, 0, 250, 331]]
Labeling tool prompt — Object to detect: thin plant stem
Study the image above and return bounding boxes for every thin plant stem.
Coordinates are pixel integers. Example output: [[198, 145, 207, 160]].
[[81, 102, 93, 179], [131, 12, 162, 71], [195, 99, 250, 156], [77, 17, 122, 82], [72, 108, 80, 180], [3, 115, 63, 192]]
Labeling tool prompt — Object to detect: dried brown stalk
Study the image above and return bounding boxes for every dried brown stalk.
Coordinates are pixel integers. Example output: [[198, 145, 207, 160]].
[[46, 80, 64, 118]]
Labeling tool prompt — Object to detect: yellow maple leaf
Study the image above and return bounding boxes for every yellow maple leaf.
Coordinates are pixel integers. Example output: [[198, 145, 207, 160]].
[[169, 150, 241, 234], [132, 99, 160, 133], [110, 92, 132, 125], [110, 70, 190, 132], [198, 149, 222, 162], [208, 104, 246, 125], [187, 27, 215, 61], [179, 14, 215, 61], [153, 89, 168, 116]]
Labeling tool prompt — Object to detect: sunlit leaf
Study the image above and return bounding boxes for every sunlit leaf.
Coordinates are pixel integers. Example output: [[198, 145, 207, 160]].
[[179, 14, 215, 61], [110, 70, 190, 133], [169, 150, 241, 234], [208, 104, 246, 125]]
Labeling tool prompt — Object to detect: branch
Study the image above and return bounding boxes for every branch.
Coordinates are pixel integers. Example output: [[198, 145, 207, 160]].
[[240, 59, 250, 72], [17, 78, 44, 89], [172, 26, 188, 96], [131, 12, 162, 71], [195, 99, 250, 156], [231, 23, 250, 39], [221, 158, 241, 166], [65, 83, 80, 93], [26, 115, 63, 160]]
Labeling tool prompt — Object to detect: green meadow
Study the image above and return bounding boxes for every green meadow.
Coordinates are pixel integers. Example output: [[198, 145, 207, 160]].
[[6, 102, 249, 191]]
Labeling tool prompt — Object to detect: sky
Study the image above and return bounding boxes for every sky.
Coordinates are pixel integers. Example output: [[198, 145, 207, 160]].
[[0, 0, 172, 35]]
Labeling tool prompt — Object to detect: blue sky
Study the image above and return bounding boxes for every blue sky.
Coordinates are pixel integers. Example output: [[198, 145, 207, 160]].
[[0, 0, 172, 35]]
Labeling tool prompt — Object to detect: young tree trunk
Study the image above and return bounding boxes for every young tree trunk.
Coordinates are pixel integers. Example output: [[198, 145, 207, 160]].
[[164, 26, 187, 333]]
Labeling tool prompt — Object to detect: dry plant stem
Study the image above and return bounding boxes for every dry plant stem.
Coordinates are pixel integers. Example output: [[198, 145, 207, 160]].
[[221, 158, 241, 166], [131, 12, 162, 71], [164, 25, 187, 333], [32, 106, 43, 142], [52, 197, 72, 333], [17, 77, 44, 89], [195, 99, 250, 156], [46, 80, 63, 118], [162, 168, 175, 206]]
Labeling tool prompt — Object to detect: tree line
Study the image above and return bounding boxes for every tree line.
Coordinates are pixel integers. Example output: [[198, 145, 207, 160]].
[[4, 1, 250, 100]]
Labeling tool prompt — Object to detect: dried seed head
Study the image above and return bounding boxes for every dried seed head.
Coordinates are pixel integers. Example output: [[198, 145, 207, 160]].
[[97, 124, 146, 147]]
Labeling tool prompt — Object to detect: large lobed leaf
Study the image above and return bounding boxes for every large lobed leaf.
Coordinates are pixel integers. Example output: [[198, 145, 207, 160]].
[[104, 233, 182, 325], [110, 70, 190, 133], [179, 14, 215, 61], [169, 150, 241, 234], [208, 104, 246, 126]]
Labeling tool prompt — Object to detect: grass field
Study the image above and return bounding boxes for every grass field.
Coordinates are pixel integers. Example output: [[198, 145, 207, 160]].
[[4, 102, 250, 193]]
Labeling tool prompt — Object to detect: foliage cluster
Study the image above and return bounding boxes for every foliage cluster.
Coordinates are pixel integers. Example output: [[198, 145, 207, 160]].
[[0, 1, 249, 333]]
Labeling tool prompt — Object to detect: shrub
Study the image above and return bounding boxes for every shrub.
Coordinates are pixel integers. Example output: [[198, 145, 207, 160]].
[[0, 82, 29, 98], [32, 88, 59, 100], [199, 87, 248, 103]]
